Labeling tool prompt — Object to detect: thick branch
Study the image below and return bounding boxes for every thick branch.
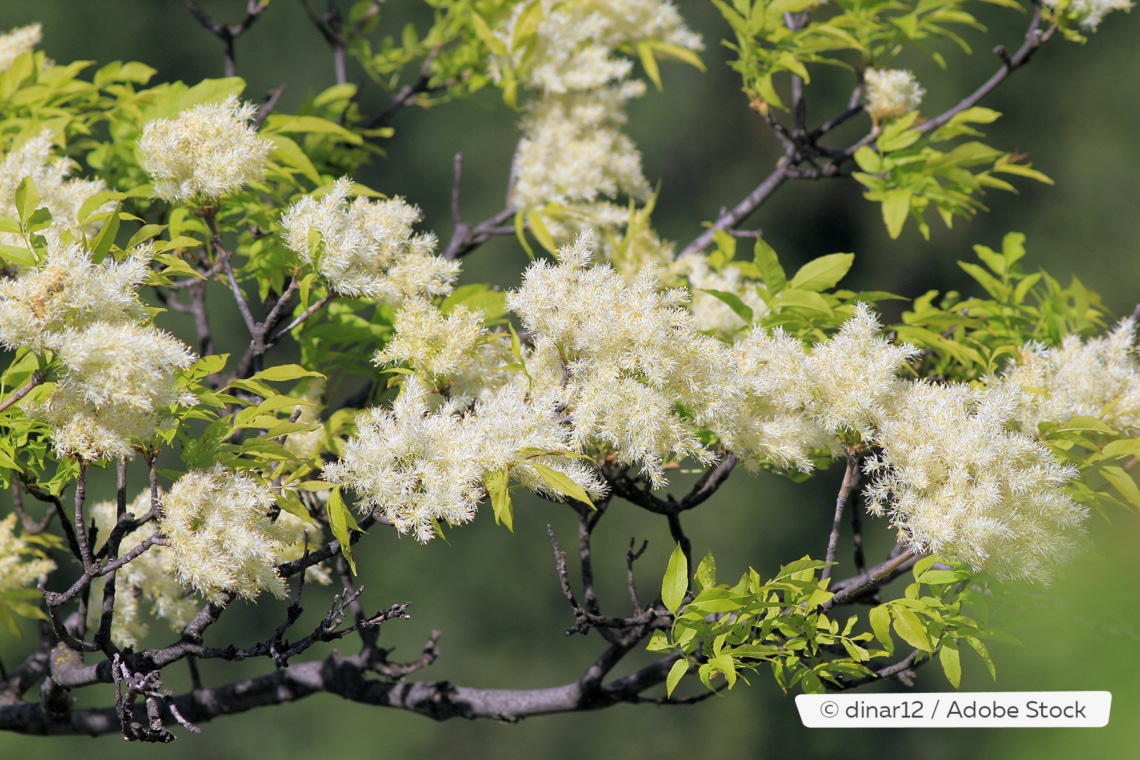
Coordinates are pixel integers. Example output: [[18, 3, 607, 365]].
[[0, 648, 685, 735]]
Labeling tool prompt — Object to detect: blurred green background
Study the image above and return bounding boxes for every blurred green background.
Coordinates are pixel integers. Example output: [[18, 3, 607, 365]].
[[0, 1, 1137, 758]]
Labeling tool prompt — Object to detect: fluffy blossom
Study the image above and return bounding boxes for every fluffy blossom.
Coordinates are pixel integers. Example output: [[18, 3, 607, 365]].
[[864, 68, 924, 122], [0, 513, 55, 597], [0, 23, 41, 72], [996, 318, 1140, 433], [1042, 0, 1132, 30], [0, 131, 109, 247], [326, 377, 605, 542], [499, 0, 700, 245], [374, 298, 485, 384], [511, 85, 650, 210], [0, 242, 196, 458], [800, 304, 918, 438], [280, 178, 457, 303], [863, 382, 1085, 581], [497, 0, 701, 95], [159, 466, 292, 602], [139, 95, 271, 203], [0, 241, 149, 352], [508, 232, 732, 486]]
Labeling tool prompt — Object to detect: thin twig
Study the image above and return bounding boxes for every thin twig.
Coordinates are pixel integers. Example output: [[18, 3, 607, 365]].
[[821, 450, 862, 582], [0, 370, 44, 413]]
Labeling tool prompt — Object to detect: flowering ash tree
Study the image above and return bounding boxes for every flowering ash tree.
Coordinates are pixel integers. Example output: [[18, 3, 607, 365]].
[[0, 0, 1135, 742]]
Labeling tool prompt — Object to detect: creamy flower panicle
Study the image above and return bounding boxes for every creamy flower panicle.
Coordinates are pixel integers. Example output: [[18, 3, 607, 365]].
[[139, 95, 271, 204], [1043, 0, 1133, 30], [0, 242, 197, 459], [997, 318, 1140, 434], [281, 178, 457, 303], [509, 232, 731, 487], [325, 377, 605, 542], [0, 131, 109, 246], [497, 0, 701, 251], [159, 466, 295, 603], [863, 68, 924, 123], [864, 383, 1085, 582], [0, 23, 41, 72]]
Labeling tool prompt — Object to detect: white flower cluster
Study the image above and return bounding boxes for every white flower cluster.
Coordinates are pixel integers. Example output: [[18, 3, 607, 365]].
[[864, 383, 1085, 581], [0, 242, 196, 459], [722, 304, 918, 471], [0, 131, 109, 247], [864, 68, 924, 123], [280, 178, 457, 303], [325, 377, 605, 542], [1043, 0, 1132, 30], [0, 513, 55, 598], [512, 85, 650, 210], [499, 0, 701, 243], [331, 230, 1091, 578], [139, 95, 271, 204], [509, 233, 730, 487], [159, 466, 295, 602], [0, 23, 40, 72], [996, 318, 1140, 434], [375, 298, 486, 385]]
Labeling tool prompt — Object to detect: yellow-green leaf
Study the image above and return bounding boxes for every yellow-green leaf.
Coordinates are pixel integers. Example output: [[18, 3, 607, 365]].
[[327, 486, 358, 575], [661, 543, 688, 614], [527, 461, 595, 508]]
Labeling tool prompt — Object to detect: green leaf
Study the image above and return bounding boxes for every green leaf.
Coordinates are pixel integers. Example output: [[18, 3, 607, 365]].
[[939, 639, 962, 688], [916, 569, 967, 585], [869, 605, 894, 655], [0, 244, 36, 267], [665, 658, 689, 697], [90, 205, 121, 257], [269, 134, 322, 186], [700, 289, 753, 324], [526, 210, 557, 253], [853, 146, 883, 173], [440, 284, 508, 322], [277, 492, 315, 526], [963, 636, 997, 680], [892, 607, 932, 652], [126, 223, 168, 249], [485, 468, 513, 532], [695, 551, 717, 591], [882, 190, 911, 240], [14, 177, 40, 226], [788, 253, 854, 292], [527, 461, 595, 508], [662, 543, 688, 614], [1101, 465, 1140, 510], [263, 114, 363, 144], [327, 487, 358, 575], [250, 365, 325, 383], [637, 41, 662, 91], [753, 238, 786, 293], [775, 288, 832, 315], [179, 77, 247, 110], [0, 605, 20, 637]]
